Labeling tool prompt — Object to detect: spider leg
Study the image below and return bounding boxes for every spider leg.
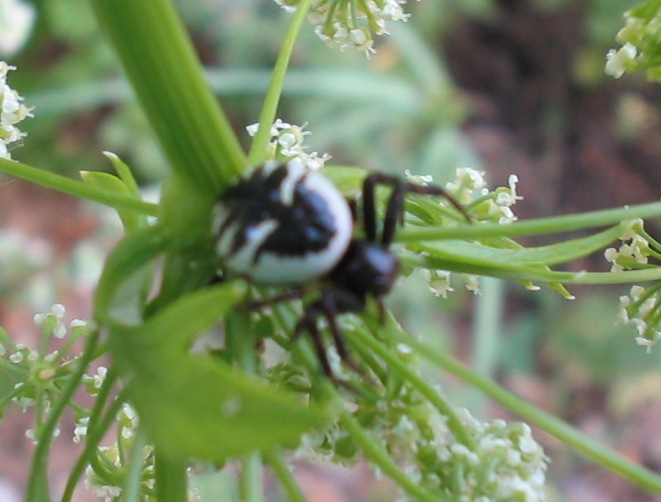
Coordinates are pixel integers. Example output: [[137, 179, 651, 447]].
[[363, 172, 470, 247], [402, 182, 471, 224], [294, 310, 334, 379], [382, 181, 407, 247], [362, 173, 410, 246], [242, 287, 306, 312], [294, 289, 366, 379], [362, 174, 380, 242], [318, 290, 355, 361]]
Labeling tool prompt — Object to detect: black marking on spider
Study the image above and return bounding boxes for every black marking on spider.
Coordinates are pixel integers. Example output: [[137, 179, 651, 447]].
[[213, 159, 468, 379]]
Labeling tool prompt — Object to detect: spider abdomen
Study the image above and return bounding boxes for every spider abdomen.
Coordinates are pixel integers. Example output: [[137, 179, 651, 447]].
[[212, 159, 353, 284]]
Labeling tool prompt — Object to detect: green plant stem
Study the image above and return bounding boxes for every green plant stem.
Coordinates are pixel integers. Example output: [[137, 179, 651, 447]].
[[0, 158, 158, 216], [123, 428, 149, 502], [470, 277, 503, 415], [227, 313, 264, 502], [398, 201, 661, 242], [90, 0, 246, 193], [339, 410, 446, 502], [390, 328, 661, 495], [154, 454, 188, 502], [404, 251, 661, 285], [27, 330, 100, 502], [240, 453, 264, 502], [61, 369, 122, 502], [248, 0, 313, 165], [265, 450, 306, 502], [350, 323, 473, 447]]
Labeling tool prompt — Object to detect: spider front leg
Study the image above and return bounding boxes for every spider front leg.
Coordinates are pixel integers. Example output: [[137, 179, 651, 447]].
[[294, 288, 365, 380], [362, 172, 470, 247]]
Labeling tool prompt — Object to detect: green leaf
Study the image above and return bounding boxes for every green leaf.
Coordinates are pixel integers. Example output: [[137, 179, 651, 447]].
[[415, 224, 624, 274], [107, 284, 330, 461], [103, 151, 142, 196], [80, 170, 146, 233]]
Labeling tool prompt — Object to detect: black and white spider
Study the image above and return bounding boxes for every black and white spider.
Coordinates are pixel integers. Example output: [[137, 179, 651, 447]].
[[212, 158, 467, 377]]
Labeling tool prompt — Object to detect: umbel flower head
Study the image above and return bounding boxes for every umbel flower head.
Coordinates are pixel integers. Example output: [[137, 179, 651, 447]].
[[247, 118, 331, 170], [605, 3, 661, 81], [604, 219, 661, 352], [0, 61, 32, 159], [273, 0, 412, 56]]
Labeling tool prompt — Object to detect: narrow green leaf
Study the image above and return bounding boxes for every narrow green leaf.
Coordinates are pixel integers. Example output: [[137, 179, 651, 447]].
[[0, 158, 158, 216], [103, 151, 142, 197], [416, 224, 624, 268], [80, 171, 146, 233]]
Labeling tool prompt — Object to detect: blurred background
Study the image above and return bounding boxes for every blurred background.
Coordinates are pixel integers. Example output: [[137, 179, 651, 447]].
[[2, 0, 661, 500]]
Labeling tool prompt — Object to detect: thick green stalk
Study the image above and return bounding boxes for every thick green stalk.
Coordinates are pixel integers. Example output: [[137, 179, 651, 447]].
[[90, 0, 246, 194]]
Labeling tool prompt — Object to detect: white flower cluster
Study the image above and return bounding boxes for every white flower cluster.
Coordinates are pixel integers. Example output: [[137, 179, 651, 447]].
[[273, 0, 411, 56], [604, 219, 650, 272], [80, 401, 154, 500], [298, 399, 549, 501], [604, 220, 661, 352], [605, 6, 661, 81], [247, 118, 331, 170], [446, 167, 522, 225], [0, 61, 31, 159], [619, 285, 661, 353], [1, 304, 95, 447], [442, 409, 549, 502], [417, 167, 522, 297], [83, 443, 155, 502]]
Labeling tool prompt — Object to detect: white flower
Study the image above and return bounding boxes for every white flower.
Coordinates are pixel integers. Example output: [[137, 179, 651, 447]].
[[272, 0, 297, 13], [423, 269, 453, 298], [619, 284, 661, 353], [34, 303, 68, 338], [0, 0, 36, 56], [246, 119, 331, 171], [73, 416, 89, 443], [83, 365, 108, 392], [605, 43, 637, 78], [465, 274, 480, 294], [604, 221, 650, 272], [404, 169, 433, 186], [0, 61, 31, 159]]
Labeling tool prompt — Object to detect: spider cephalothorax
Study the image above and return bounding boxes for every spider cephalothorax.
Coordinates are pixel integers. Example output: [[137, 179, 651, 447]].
[[213, 158, 467, 377]]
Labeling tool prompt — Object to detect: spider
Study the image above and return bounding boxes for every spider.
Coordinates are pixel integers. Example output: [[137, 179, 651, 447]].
[[212, 158, 468, 378]]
